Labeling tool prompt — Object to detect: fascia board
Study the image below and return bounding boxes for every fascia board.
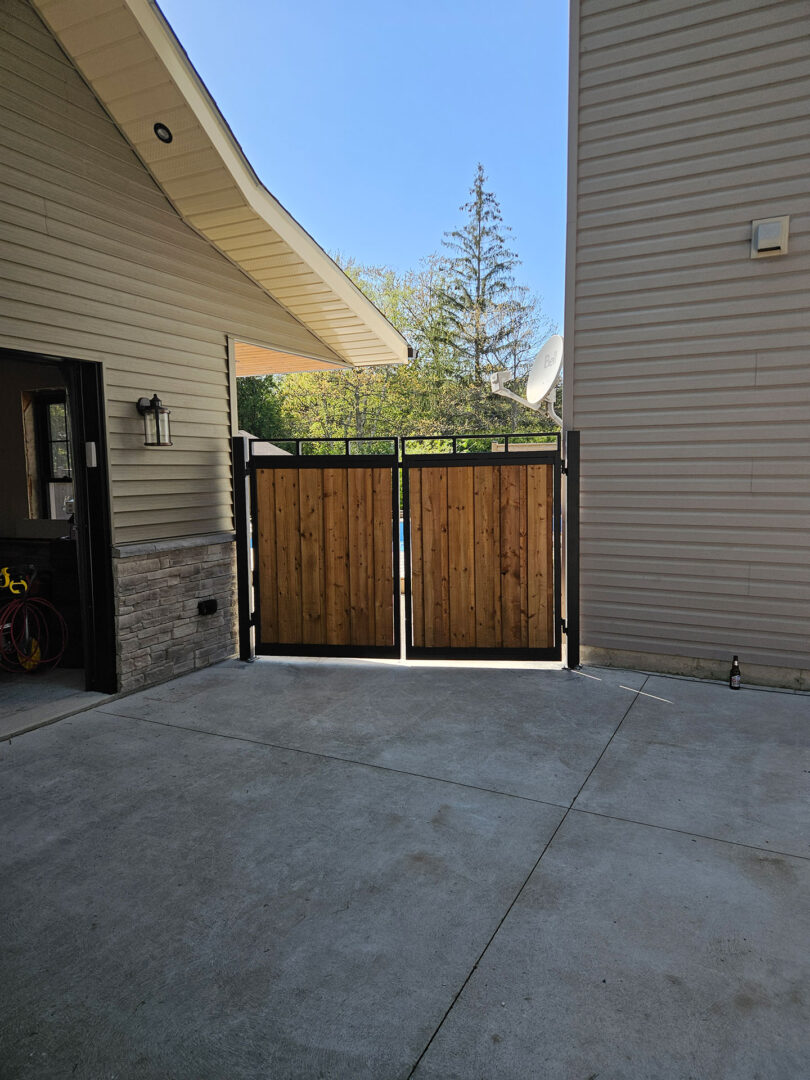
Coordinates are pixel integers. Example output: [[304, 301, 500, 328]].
[[126, 0, 408, 365]]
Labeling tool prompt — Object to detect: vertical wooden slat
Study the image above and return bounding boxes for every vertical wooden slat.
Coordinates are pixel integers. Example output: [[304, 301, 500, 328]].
[[323, 467, 350, 645], [544, 465, 555, 646], [473, 465, 501, 647], [348, 467, 374, 645], [447, 465, 476, 647], [299, 469, 325, 644], [274, 468, 302, 643], [420, 468, 436, 648], [528, 464, 554, 648], [492, 467, 502, 648], [409, 468, 424, 647], [423, 466, 450, 647], [256, 469, 278, 644], [500, 464, 523, 648], [371, 467, 394, 646]]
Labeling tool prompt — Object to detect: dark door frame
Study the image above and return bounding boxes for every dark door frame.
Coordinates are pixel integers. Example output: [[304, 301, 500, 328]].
[[1, 348, 117, 693]]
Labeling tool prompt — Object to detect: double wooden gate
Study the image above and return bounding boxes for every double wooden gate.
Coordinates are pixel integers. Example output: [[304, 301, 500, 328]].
[[234, 435, 577, 663]]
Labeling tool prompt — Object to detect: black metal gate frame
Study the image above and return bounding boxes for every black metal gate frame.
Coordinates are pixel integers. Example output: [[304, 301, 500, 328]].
[[236, 437, 401, 660], [234, 433, 580, 667], [400, 434, 563, 662]]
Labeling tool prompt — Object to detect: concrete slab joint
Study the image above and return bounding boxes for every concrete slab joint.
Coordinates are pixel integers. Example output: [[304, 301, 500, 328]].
[[2, 660, 808, 1078], [112, 539, 237, 692]]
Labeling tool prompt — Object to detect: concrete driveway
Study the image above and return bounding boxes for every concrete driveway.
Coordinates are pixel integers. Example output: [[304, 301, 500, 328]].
[[2, 659, 808, 1079]]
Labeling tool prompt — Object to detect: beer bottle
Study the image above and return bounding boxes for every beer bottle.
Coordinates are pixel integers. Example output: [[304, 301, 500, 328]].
[[729, 655, 741, 690]]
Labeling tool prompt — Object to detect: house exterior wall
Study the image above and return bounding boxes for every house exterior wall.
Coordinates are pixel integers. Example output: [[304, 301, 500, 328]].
[[566, 0, 810, 687], [113, 539, 236, 693], [0, 0, 339, 547], [0, 0, 341, 690]]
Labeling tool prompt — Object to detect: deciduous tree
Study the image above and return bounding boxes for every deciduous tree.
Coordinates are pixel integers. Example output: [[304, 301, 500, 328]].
[[235, 374, 285, 440]]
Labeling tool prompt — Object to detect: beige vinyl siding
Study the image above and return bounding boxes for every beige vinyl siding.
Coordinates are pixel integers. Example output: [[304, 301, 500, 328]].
[[567, 0, 810, 671], [0, 0, 344, 545], [28, 0, 407, 368]]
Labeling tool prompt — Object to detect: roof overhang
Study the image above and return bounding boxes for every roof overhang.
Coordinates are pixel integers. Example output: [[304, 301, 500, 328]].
[[33, 0, 409, 370], [232, 340, 352, 378]]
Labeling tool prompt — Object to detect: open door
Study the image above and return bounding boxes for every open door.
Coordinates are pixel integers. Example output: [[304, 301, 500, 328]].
[[63, 359, 116, 693], [0, 350, 116, 704]]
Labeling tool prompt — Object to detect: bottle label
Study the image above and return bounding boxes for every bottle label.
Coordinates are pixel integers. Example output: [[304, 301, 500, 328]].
[[730, 674, 741, 689]]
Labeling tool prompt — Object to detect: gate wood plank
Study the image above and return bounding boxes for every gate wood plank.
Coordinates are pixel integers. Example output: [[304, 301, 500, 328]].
[[348, 467, 375, 645], [422, 466, 450, 648], [519, 465, 529, 649], [500, 464, 523, 648], [447, 465, 476, 647], [274, 468, 303, 643], [409, 468, 424, 648], [299, 469, 325, 644], [420, 467, 436, 648], [528, 464, 554, 648], [322, 467, 350, 645], [474, 465, 501, 648], [541, 464, 554, 646], [372, 467, 394, 646], [256, 469, 278, 644]]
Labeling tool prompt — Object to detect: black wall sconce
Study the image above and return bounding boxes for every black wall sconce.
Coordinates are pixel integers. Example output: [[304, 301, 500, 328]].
[[136, 394, 172, 447]]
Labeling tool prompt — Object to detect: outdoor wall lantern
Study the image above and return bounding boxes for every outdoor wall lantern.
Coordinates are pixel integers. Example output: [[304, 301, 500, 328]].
[[136, 394, 173, 447]]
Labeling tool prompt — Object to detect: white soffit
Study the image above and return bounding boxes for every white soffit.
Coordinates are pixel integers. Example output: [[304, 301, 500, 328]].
[[233, 341, 351, 377], [32, 0, 409, 369]]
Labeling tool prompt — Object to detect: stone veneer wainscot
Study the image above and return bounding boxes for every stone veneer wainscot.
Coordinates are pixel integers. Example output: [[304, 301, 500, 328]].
[[112, 533, 237, 693]]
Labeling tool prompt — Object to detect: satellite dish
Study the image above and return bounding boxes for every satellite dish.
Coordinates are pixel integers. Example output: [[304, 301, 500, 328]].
[[526, 334, 564, 405], [488, 333, 564, 425]]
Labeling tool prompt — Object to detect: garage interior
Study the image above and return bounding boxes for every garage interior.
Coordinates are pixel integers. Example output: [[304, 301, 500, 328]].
[[0, 354, 97, 733]]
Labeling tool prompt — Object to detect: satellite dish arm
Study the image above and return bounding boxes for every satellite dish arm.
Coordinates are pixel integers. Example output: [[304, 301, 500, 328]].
[[488, 352, 563, 425], [545, 390, 562, 426], [491, 384, 543, 412]]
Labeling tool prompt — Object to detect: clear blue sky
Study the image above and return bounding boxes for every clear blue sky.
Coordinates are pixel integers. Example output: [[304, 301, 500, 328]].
[[159, 0, 569, 328]]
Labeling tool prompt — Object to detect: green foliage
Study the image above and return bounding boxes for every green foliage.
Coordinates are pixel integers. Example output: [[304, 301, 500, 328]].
[[236, 167, 559, 443], [235, 375, 285, 440]]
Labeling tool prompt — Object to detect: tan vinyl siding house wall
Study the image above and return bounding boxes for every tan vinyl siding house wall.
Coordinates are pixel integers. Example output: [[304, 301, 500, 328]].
[[566, 0, 810, 685], [0, 0, 342, 547]]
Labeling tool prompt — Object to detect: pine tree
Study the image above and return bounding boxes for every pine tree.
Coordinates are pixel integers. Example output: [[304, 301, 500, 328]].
[[439, 164, 520, 382]]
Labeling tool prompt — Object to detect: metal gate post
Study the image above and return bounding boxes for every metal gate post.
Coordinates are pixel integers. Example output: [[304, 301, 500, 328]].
[[232, 435, 255, 662], [400, 438, 412, 657], [564, 430, 580, 669]]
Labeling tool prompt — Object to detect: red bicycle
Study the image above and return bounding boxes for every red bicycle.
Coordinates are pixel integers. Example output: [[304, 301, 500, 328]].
[[0, 565, 68, 673]]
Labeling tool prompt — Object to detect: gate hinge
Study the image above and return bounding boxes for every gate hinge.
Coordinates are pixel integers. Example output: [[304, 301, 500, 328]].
[[561, 462, 568, 475], [559, 618, 568, 635]]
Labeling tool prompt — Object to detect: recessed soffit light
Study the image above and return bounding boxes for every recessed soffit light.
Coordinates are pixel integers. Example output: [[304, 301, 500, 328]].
[[153, 122, 173, 144]]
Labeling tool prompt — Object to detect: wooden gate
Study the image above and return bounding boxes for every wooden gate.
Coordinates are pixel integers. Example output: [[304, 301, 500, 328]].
[[238, 439, 399, 658], [402, 438, 561, 660], [234, 435, 572, 664]]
